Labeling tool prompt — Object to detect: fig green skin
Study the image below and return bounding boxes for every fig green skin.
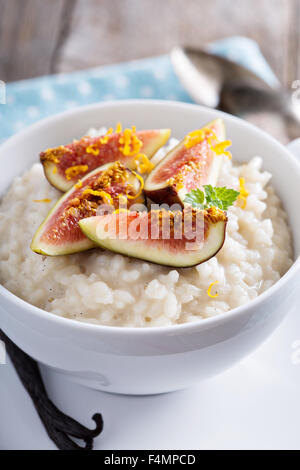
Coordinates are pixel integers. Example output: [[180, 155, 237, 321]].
[[42, 129, 171, 192], [83, 226, 227, 268], [31, 163, 145, 256], [79, 213, 227, 268], [144, 118, 226, 207]]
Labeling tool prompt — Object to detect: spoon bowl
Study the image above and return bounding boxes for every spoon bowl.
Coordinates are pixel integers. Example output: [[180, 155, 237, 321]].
[[171, 46, 300, 140]]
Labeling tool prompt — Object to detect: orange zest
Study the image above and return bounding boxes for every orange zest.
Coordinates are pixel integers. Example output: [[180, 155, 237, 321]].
[[75, 179, 83, 189], [99, 127, 113, 144], [184, 128, 212, 148], [40, 145, 71, 164], [133, 153, 154, 174], [33, 198, 52, 203], [210, 140, 232, 159], [119, 126, 143, 156], [238, 177, 249, 209], [184, 127, 232, 159], [207, 281, 219, 298], [115, 122, 122, 133], [86, 145, 100, 156], [82, 189, 113, 204], [87, 126, 121, 154], [65, 165, 89, 180]]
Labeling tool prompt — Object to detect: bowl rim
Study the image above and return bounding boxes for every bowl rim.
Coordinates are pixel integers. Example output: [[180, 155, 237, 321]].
[[0, 98, 300, 336]]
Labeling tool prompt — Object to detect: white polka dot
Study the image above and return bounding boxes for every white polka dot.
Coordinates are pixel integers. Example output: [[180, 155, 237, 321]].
[[40, 87, 55, 101], [56, 74, 68, 84], [14, 121, 25, 131], [102, 94, 115, 101], [140, 86, 154, 98], [153, 68, 167, 80], [27, 106, 40, 118], [6, 94, 15, 105], [115, 75, 129, 89], [77, 81, 92, 95], [64, 100, 78, 109], [167, 93, 178, 101]]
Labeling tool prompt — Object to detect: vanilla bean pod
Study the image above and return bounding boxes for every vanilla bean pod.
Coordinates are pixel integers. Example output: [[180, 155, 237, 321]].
[[0, 330, 103, 450]]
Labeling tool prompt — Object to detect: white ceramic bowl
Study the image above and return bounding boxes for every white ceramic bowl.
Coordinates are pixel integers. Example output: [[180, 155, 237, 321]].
[[0, 100, 300, 395]]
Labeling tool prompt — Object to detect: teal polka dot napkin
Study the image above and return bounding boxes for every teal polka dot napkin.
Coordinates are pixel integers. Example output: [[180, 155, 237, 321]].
[[0, 37, 278, 143]]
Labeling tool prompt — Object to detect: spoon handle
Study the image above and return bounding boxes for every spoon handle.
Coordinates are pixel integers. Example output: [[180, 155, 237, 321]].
[[220, 84, 300, 140]]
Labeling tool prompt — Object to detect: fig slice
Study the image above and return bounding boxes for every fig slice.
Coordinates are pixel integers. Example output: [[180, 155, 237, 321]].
[[144, 118, 228, 206], [31, 161, 145, 256], [79, 207, 227, 268], [40, 128, 171, 192]]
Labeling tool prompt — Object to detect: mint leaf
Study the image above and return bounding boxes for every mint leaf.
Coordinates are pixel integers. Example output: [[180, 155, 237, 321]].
[[202, 185, 220, 208], [183, 188, 205, 208], [184, 185, 240, 211], [214, 187, 240, 210], [203, 185, 240, 210]]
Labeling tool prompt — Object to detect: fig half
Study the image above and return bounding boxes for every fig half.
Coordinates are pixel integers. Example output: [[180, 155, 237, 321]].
[[144, 119, 228, 206], [31, 161, 144, 256], [79, 207, 227, 268], [41, 128, 171, 192]]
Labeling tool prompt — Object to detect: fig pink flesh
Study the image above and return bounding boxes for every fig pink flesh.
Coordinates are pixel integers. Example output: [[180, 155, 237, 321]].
[[41, 129, 170, 191], [79, 208, 228, 268], [144, 119, 226, 206], [151, 139, 212, 188], [31, 163, 143, 255]]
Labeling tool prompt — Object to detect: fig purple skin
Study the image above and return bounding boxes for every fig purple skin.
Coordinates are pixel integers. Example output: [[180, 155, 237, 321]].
[[79, 207, 227, 268], [31, 162, 145, 256], [40, 129, 171, 192], [144, 119, 226, 207]]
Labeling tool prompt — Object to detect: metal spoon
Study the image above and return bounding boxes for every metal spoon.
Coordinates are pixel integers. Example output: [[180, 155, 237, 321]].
[[171, 46, 300, 140]]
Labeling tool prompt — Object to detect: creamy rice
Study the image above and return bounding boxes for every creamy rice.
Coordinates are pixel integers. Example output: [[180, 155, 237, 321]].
[[0, 141, 293, 327]]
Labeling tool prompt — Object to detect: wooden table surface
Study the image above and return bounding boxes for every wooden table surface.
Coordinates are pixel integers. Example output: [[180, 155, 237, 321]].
[[0, 0, 299, 87], [0, 0, 299, 142]]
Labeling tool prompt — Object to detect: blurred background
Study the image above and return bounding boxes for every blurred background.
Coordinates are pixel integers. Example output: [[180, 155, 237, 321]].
[[0, 0, 298, 86], [1, 0, 300, 144]]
